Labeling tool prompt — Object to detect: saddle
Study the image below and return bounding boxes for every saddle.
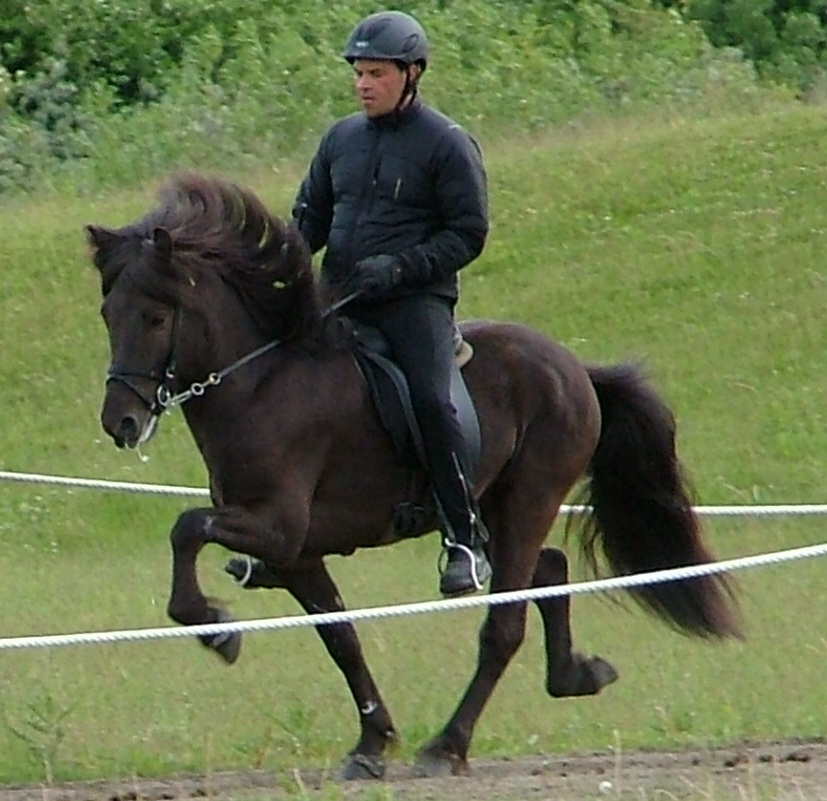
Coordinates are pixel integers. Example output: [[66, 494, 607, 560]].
[[350, 323, 481, 538]]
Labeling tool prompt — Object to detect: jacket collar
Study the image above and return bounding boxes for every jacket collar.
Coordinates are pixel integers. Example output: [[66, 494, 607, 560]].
[[368, 95, 422, 130]]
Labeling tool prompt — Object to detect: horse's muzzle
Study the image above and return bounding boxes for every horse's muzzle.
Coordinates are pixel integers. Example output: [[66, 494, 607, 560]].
[[101, 384, 159, 449]]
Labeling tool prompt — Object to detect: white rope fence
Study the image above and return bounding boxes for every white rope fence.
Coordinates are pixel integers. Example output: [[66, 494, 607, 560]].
[[4, 469, 827, 516], [0, 470, 210, 498], [1, 468, 826, 653], [1, 541, 825, 652]]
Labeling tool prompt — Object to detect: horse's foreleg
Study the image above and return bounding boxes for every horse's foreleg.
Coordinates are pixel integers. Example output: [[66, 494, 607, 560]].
[[168, 504, 300, 665], [283, 562, 398, 780], [167, 507, 242, 664], [532, 547, 618, 697]]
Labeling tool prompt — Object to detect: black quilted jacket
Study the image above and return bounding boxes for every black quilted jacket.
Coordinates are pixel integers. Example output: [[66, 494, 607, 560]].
[[292, 96, 488, 301]]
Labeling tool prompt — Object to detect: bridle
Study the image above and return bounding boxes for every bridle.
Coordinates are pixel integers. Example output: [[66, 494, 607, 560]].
[[105, 290, 361, 419], [106, 305, 184, 417]]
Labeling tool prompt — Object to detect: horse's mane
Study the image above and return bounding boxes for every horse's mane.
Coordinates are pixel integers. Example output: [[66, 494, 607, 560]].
[[125, 171, 322, 343]]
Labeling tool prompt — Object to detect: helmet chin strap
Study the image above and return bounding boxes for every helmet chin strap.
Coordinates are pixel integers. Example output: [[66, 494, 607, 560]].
[[394, 64, 420, 113]]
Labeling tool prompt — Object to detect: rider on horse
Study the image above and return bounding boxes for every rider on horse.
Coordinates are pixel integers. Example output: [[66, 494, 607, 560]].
[[291, 10, 492, 596]]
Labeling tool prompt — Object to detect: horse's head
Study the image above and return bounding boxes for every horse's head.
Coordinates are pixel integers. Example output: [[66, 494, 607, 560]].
[[86, 222, 194, 448], [86, 172, 317, 450]]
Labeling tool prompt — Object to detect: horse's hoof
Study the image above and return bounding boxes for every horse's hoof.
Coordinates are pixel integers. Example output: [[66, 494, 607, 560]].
[[198, 610, 242, 665], [224, 557, 279, 589], [338, 752, 386, 781], [547, 653, 619, 697], [411, 749, 466, 778], [588, 655, 619, 690]]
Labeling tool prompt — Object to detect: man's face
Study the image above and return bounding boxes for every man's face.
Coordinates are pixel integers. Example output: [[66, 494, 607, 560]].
[[352, 58, 407, 118]]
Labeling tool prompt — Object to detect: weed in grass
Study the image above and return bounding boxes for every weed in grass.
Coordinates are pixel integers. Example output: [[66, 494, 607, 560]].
[[4, 690, 74, 784], [267, 704, 322, 762]]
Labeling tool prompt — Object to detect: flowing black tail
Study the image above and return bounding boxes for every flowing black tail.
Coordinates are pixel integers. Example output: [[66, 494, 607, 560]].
[[569, 363, 742, 639]]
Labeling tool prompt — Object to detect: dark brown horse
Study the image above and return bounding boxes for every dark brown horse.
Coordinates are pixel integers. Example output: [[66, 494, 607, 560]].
[[86, 172, 740, 780]]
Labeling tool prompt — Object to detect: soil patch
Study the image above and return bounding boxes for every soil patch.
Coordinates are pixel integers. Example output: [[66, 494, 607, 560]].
[[1, 739, 825, 801]]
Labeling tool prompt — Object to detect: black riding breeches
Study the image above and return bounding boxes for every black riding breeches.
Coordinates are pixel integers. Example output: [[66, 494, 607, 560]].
[[348, 294, 477, 544]]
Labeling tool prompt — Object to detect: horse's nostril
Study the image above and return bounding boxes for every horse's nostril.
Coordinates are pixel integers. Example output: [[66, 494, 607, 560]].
[[119, 415, 139, 443], [103, 414, 141, 448]]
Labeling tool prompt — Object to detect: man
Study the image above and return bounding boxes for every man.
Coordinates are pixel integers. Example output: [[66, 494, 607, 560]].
[[292, 10, 491, 597]]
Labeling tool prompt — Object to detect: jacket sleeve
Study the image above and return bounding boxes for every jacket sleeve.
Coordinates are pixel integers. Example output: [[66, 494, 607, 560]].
[[291, 133, 334, 255], [396, 127, 489, 285]]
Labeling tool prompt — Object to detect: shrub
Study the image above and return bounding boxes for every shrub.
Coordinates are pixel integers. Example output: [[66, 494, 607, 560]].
[[0, 0, 773, 195]]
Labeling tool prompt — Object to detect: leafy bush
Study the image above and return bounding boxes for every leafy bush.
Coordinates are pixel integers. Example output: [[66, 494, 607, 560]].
[[656, 0, 827, 90], [0, 0, 775, 195]]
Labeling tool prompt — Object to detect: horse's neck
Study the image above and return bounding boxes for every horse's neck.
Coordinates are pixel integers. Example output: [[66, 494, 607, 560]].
[[179, 340, 350, 489], [190, 286, 276, 381], [178, 339, 279, 464], [177, 298, 278, 423]]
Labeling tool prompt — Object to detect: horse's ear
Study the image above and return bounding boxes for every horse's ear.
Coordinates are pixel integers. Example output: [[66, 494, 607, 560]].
[[151, 227, 174, 266], [85, 225, 124, 294], [141, 226, 178, 278], [85, 224, 119, 255]]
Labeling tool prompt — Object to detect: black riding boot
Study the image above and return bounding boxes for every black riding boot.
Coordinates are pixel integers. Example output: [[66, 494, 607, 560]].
[[437, 455, 492, 597]]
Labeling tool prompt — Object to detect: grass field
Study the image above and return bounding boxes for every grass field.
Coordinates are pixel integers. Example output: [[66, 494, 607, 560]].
[[0, 96, 825, 789]]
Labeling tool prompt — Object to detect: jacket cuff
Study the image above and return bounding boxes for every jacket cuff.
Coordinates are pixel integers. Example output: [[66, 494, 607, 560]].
[[397, 250, 431, 286]]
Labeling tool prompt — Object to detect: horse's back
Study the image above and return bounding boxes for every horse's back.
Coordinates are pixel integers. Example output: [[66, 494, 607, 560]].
[[459, 320, 601, 484], [461, 319, 587, 372], [460, 319, 596, 403]]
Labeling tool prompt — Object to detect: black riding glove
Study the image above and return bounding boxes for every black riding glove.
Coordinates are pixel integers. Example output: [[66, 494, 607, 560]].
[[347, 255, 403, 300]]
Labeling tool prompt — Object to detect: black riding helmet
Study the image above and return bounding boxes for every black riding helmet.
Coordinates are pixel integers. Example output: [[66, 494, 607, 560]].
[[342, 10, 429, 70]]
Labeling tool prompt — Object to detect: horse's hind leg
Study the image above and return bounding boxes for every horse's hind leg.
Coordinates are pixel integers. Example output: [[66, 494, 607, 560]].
[[412, 497, 545, 778], [532, 547, 618, 697], [411, 493, 618, 776], [282, 562, 398, 781], [413, 594, 530, 778]]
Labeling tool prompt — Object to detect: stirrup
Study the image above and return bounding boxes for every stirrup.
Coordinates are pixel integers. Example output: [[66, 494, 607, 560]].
[[439, 542, 491, 596], [453, 543, 487, 591]]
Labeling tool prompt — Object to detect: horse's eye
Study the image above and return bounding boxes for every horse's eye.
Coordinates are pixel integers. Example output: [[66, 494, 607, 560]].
[[143, 310, 167, 328]]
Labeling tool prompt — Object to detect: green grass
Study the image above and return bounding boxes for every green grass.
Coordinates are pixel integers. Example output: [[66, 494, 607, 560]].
[[0, 517, 823, 784], [1, 96, 826, 785]]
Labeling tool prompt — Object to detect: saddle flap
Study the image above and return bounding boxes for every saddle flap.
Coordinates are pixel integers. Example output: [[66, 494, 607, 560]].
[[351, 324, 481, 476]]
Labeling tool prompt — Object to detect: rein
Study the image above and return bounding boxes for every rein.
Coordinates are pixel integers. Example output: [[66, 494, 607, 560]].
[[106, 290, 362, 416]]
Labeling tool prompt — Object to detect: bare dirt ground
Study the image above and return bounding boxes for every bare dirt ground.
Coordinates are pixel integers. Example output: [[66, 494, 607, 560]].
[[1, 739, 825, 801]]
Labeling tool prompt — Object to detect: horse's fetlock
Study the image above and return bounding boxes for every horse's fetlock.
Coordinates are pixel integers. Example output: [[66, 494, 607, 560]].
[[369, 714, 397, 745], [167, 598, 190, 626], [167, 593, 210, 626]]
